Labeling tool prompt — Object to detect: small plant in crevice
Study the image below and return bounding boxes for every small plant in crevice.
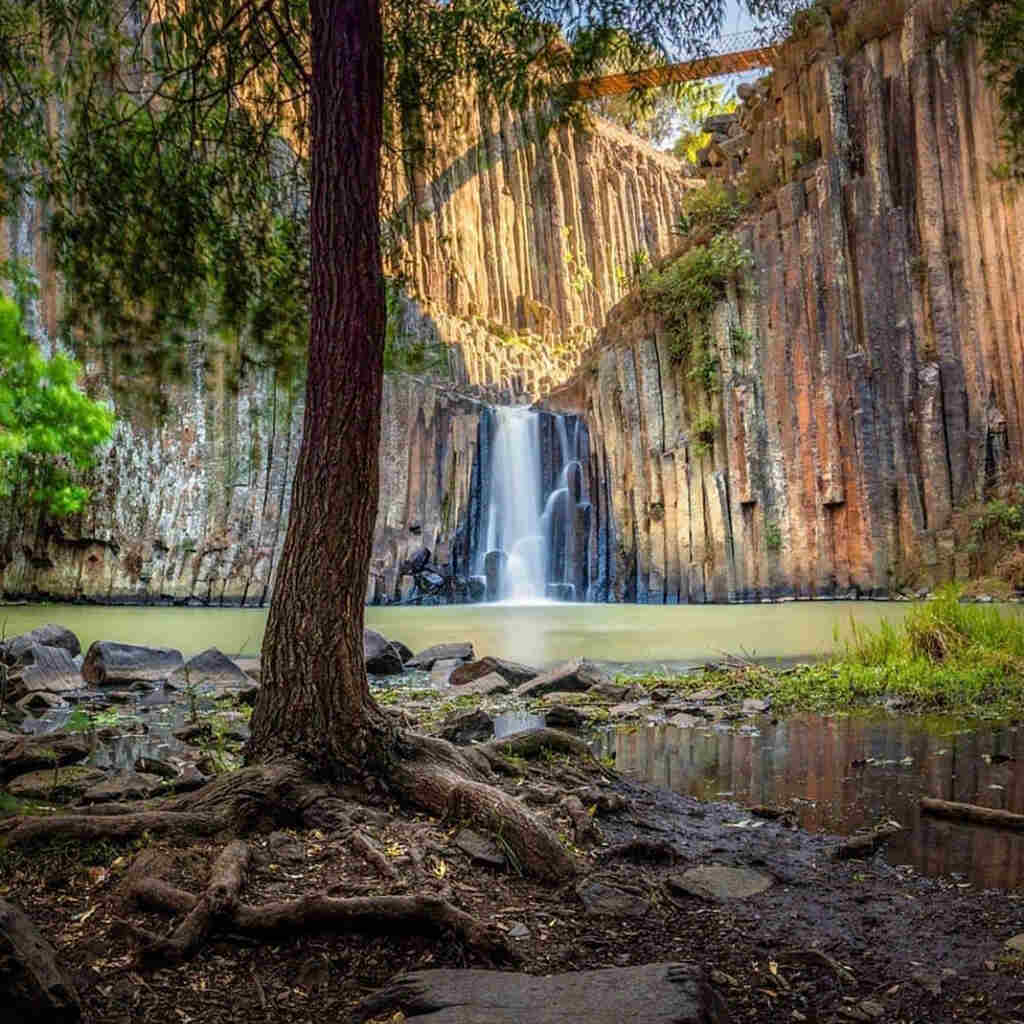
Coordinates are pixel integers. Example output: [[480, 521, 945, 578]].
[[765, 519, 783, 552], [728, 322, 753, 358], [640, 234, 751, 395], [691, 412, 718, 458]]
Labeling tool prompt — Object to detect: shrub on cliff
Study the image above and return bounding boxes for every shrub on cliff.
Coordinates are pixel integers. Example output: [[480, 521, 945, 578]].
[[0, 297, 114, 516]]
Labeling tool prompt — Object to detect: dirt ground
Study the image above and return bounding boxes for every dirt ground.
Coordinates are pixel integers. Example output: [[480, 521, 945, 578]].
[[5, 759, 1024, 1024]]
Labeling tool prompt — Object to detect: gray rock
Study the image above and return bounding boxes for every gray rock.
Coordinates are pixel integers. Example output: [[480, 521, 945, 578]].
[[82, 771, 164, 803], [82, 642, 184, 685], [406, 642, 474, 670], [15, 692, 66, 712], [609, 702, 646, 719], [576, 877, 650, 917], [7, 644, 82, 696], [0, 898, 81, 1022], [359, 963, 726, 1024], [267, 830, 306, 865], [8, 766, 108, 804], [399, 546, 431, 576], [392, 640, 414, 663], [450, 657, 538, 688], [430, 658, 463, 686], [514, 658, 609, 698], [167, 648, 251, 694], [364, 629, 405, 676], [668, 864, 773, 902], [688, 688, 726, 702], [668, 713, 704, 729], [741, 697, 771, 714], [454, 828, 505, 868], [506, 921, 530, 940], [134, 756, 178, 780], [0, 732, 90, 782], [440, 709, 494, 745], [588, 680, 641, 700], [4, 624, 81, 661], [544, 705, 586, 728], [453, 672, 512, 697]]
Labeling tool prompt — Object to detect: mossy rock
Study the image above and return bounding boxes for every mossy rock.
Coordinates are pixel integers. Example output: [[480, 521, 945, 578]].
[[6, 766, 108, 804]]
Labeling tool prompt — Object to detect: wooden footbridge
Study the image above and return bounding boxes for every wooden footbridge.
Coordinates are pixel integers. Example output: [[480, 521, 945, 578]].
[[565, 29, 781, 100]]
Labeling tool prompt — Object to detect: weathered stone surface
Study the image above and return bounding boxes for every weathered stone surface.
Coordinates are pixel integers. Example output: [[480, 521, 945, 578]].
[[439, 709, 494, 745], [429, 658, 463, 686], [360, 963, 725, 1024], [449, 656, 538, 688], [0, 898, 80, 1023], [514, 658, 609, 698], [363, 630, 405, 676], [6, 644, 82, 696], [669, 864, 773, 902], [0, 732, 90, 782], [453, 828, 505, 868], [544, 705, 587, 728], [82, 771, 163, 803], [7, 766, 108, 803], [4, 625, 81, 660], [576, 877, 651, 917], [452, 671, 512, 697], [81, 642, 184, 685], [406, 643, 474, 670], [668, 713, 704, 730], [167, 648, 251, 693]]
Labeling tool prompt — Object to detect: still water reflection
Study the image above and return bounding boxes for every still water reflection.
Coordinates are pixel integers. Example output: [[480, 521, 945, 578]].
[[593, 714, 1024, 889]]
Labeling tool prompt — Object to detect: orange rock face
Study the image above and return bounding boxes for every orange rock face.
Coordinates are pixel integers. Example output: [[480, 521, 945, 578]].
[[551, 3, 1024, 600]]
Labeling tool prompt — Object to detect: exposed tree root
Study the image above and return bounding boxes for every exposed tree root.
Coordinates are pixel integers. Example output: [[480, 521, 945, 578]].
[[1, 730, 585, 885], [561, 794, 601, 847], [126, 870, 513, 961], [347, 828, 399, 880]]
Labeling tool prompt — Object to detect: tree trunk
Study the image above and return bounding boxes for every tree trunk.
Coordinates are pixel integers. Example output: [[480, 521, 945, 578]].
[[247, 0, 392, 777]]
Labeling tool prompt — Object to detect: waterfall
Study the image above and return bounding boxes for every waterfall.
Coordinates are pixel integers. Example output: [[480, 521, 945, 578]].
[[473, 406, 592, 603]]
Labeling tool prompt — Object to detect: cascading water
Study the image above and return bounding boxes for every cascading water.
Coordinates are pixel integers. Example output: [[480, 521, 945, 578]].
[[472, 405, 593, 603]]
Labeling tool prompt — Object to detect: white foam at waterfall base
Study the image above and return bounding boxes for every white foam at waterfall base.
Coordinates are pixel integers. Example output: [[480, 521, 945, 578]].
[[483, 406, 549, 602]]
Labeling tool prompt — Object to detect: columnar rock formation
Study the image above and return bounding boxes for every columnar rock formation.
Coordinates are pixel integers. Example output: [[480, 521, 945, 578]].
[[549, 0, 1024, 601], [0, 95, 687, 602]]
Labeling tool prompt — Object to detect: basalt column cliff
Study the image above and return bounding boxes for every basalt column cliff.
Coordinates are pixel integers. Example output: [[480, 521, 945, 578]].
[[549, 0, 1024, 602]]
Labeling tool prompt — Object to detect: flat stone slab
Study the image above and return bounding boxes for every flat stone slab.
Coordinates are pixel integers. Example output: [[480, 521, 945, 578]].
[[669, 864, 773, 902], [83, 771, 164, 804], [358, 963, 726, 1023], [454, 672, 512, 697], [668, 713, 704, 729], [405, 642, 474, 670], [576, 877, 650, 917], [513, 658, 609, 698], [7, 644, 83, 695], [8, 766, 108, 804], [450, 657, 538, 687], [453, 828, 505, 869]]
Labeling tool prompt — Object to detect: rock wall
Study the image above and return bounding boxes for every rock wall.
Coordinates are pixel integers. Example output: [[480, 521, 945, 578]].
[[0, 96, 686, 602], [550, 0, 1024, 602]]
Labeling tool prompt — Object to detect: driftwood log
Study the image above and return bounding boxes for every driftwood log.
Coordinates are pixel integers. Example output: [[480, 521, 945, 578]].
[[920, 797, 1024, 830]]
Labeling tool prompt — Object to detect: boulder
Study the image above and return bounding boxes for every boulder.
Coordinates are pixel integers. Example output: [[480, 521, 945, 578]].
[[4, 624, 81, 661], [439, 708, 494, 745], [668, 713, 704, 730], [359, 963, 726, 1024], [15, 692, 65, 713], [7, 766, 108, 804], [544, 705, 587, 728], [363, 629, 404, 676], [6, 644, 82, 697], [399, 546, 431, 576], [81, 642, 184, 685], [391, 640, 414, 663], [429, 658, 462, 686], [450, 657, 538, 688], [82, 771, 164, 803], [0, 732, 90, 782], [167, 648, 251, 694], [513, 658, 609, 698], [0, 898, 80, 1023], [451, 672, 512, 697], [576, 877, 651, 918], [406, 642, 474, 670]]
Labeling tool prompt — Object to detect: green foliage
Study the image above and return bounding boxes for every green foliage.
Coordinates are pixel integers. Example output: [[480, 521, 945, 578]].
[[0, 297, 114, 516], [789, 133, 820, 170], [765, 519, 782, 551], [383, 279, 450, 376], [620, 587, 1024, 718], [691, 411, 717, 457], [960, 1, 1024, 177], [673, 180, 746, 237], [669, 82, 737, 164], [65, 707, 122, 733], [639, 233, 751, 391]]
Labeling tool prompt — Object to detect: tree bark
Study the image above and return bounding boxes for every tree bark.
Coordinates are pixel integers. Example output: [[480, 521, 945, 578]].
[[246, 0, 392, 777]]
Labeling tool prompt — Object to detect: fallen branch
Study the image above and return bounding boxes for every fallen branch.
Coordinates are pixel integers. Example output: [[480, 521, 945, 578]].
[[833, 823, 902, 860], [920, 797, 1024, 830]]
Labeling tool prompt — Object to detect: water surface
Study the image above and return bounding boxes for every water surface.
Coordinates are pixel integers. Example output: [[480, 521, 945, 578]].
[[0, 600, 910, 664], [593, 713, 1024, 889]]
